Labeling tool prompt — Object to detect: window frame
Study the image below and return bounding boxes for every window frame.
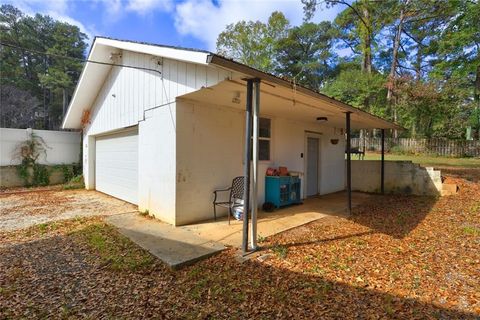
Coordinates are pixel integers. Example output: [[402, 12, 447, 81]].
[[252, 117, 272, 162]]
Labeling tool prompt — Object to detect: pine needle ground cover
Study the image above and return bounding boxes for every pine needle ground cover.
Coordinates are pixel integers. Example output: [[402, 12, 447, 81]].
[[0, 168, 479, 319]]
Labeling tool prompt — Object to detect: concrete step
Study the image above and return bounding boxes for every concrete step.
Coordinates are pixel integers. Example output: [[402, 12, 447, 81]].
[[441, 183, 458, 196], [107, 212, 225, 269]]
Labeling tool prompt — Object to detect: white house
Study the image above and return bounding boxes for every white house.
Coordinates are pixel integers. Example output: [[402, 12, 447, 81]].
[[63, 37, 400, 227]]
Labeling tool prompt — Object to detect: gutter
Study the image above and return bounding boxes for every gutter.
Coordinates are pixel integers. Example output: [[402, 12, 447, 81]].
[[206, 54, 405, 131]]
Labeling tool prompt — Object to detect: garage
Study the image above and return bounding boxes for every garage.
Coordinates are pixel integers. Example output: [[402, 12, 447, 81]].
[[95, 127, 139, 204]]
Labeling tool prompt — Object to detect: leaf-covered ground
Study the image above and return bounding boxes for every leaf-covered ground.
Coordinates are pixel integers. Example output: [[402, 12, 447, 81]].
[[0, 168, 479, 319]]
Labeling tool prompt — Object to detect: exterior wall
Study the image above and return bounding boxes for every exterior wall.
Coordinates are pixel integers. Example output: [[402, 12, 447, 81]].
[[81, 50, 232, 220], [273, 118, 345, 196], [138, 105, 177, 224], [175, 99, 346, 225], [351, 160, 442, 196], [1, 128, 81, 166], [0, 165, 73, 188], [176, 100, 245, 225]]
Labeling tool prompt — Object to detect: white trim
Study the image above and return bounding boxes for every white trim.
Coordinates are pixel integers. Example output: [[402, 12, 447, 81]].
[[95, 38, 210, 65]]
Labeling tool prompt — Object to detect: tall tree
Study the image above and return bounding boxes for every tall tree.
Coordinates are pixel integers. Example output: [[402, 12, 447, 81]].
[[432, 0, 480, 138], [0, 4, 87, 129], [275, 21, 336, 90], [216, 11, 289, 72]]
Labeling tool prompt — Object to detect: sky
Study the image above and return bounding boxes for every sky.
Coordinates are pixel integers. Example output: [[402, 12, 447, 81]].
[[3, 0, 343, 52]]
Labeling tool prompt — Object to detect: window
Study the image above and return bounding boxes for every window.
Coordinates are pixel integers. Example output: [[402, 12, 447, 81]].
[[253, 118, 271, 161]]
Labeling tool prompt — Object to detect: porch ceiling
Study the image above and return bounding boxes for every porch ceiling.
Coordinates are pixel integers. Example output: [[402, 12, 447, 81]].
[[180, 78, 400, 130]]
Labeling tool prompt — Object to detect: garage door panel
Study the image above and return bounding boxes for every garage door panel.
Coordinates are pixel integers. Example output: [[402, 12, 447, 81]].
[[95, 128, 138, 204]]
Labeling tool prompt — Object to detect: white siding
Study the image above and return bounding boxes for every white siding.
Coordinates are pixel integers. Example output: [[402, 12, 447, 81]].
[[84, 50, 233, 137], [82, 50, 233, 215], [138, 105, 177, 224]]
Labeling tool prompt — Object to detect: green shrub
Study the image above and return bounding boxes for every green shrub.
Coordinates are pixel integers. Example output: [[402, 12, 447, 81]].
[[63, 174, 84, 190], [32, 164, 50, 186], [14, 132, 50, 187]]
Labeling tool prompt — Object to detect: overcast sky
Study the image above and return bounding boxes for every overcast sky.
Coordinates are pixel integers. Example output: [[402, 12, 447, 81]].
[[4, 0, 343, 52]]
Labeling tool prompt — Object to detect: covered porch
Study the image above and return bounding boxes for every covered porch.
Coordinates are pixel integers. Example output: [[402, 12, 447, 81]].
[[180, 191, 374, 247], [177, 58, 402, 254]]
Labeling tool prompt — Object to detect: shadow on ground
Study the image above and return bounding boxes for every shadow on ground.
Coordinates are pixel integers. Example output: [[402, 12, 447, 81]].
[[0, 225, 477, 319], [347, 194, 438, 239]]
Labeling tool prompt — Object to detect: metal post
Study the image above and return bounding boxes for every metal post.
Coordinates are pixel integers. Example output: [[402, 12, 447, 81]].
[[242, 79, 253, 254], [381, 128, 385, 194], [250, 79, 260, 251], [346, 112, 352, 215]]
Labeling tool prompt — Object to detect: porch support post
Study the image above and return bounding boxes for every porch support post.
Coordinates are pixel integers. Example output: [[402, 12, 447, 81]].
[[346, 112, 352, 215], [242, 79, 254, 254], [381, 128, 385, 194], [250, 79, 260, 251]]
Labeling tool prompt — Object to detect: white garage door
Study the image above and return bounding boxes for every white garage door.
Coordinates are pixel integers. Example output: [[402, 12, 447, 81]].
[[95, 128, 138, 204]]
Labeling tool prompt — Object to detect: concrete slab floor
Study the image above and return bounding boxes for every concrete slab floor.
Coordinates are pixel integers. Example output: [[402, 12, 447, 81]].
[[107, 213, 225, 269], [180, 191, 373, 247]]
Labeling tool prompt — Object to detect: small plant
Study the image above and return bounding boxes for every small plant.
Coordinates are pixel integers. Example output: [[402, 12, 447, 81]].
[[14, 131, 51, 187], [58, 164, 74, 183], [257, 234, 266, 243], [310, 265, 324, 275], [139, 210, 149, 217], [63, 174, 85, 190], [272, 244, 288, 259], [462, 226, 480, 236]]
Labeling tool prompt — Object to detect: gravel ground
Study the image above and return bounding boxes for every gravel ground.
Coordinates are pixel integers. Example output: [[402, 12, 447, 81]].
[[0, 189, 137, 231]]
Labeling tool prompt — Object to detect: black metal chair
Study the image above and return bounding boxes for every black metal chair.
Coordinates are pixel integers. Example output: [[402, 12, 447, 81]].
[[212, 176, 245, 224]]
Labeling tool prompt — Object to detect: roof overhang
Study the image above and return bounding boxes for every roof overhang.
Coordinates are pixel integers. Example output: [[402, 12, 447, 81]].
[[207, 54, 403, 131], [63, 37, 403, 131], [62, 37, 210, 129]]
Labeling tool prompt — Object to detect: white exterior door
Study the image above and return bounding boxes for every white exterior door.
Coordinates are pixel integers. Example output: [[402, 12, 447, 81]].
[[95, 128, 138, 204]]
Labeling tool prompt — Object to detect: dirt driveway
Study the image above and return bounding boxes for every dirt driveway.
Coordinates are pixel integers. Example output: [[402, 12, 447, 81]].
[[0, 188, 137, 231]]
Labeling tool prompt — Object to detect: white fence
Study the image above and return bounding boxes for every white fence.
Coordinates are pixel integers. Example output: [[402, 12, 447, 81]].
[[0, 128, 81, 166], [351, 137, 480, 157]]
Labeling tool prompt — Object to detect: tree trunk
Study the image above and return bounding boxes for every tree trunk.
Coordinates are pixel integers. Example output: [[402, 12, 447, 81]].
[[475, 65, 480, 139], [387, 2, 407, 138], [361, 6, 372, 74], [415, 42, 423, 81]]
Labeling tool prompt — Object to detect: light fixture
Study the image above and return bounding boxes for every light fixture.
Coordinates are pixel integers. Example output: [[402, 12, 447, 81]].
[[316, 117, 328, 122], [109, 52, 122, 61]]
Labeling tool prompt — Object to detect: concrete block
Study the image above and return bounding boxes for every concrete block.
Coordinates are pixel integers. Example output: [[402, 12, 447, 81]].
[[442, 183, 458, 196]]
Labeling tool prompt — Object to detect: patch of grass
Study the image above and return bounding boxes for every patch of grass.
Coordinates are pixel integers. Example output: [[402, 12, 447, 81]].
[[314, 281, 333, 299], [189, 278, 208, 300], [353, 238, 367, 248], [75, 223, 155, 271], [187, 266, 202, 278], [331, 260, 349, 271], [462, 226, 480, 236], [310, 265, 324, 275], [36, 221, 58, 234], [272, 244, 288, 259], [383, 296, 395, 316], [360, 152, 480, 168], [139, 210, 149, 217], [63, 174, 85, 190], [390, 271, 400, 282], [411, 275, 421, 290], [257, 234, 266, 243]]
